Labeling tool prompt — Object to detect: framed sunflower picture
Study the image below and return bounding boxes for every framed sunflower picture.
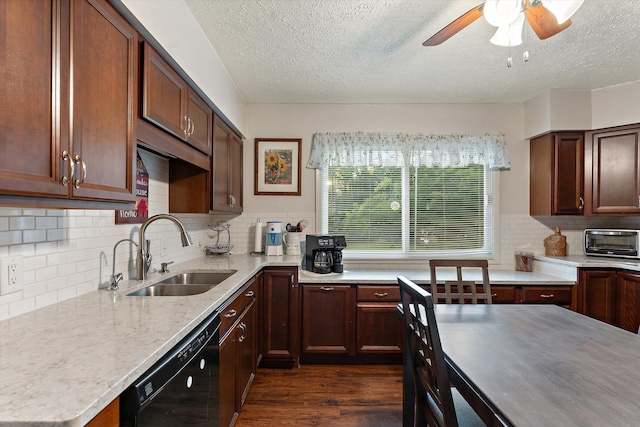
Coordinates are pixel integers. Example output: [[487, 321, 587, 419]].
[[254, 138, 302, 195]]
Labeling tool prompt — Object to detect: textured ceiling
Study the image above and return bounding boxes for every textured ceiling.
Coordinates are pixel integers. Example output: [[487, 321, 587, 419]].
[[184, 0, 640, 104]]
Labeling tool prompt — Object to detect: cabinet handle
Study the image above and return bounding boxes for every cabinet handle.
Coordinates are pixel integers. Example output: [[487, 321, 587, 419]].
[[244, 290, 255, 297], [320, 286, 334, 292], [290, 274, 294, 287], [183, 116, 189, 138], [73, 155, 86, 189], [540, 294, 554, 299], [491, 293, 498, 298], [374, 292, 388, 298], [638, 195, 640, 209], [238, 322, 246, 342], [224, 309, 237, 318], [61, 151, 71, 186], [189, 118, 195, 137], [229, 194, 236, 207], [579, 196, 585, 210]]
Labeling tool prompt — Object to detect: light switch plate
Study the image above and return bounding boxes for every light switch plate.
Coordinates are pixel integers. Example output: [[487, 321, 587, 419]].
[[0, 255, 24, 295]]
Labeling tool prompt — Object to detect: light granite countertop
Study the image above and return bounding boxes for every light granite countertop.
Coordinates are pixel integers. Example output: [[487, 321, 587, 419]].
[[1, 253, 632, 426], [298, 267, 575, 285], [535, 254, 640, 272]]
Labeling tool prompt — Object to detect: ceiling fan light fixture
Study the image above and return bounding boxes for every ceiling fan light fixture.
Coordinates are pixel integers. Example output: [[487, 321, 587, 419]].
[[490, 11, 525, 46], [484, 0, 522, 27], [540, 0, 584, 25]]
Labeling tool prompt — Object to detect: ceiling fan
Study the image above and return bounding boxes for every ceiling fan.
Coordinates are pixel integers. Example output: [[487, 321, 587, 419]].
[[423, 0, 584, 47]]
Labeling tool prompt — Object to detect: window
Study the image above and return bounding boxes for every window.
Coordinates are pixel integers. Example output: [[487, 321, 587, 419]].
[[320, 164, 495, 259]]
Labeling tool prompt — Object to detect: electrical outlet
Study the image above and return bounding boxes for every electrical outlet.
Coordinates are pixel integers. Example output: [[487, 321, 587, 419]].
[[0, 255, 24, 295]]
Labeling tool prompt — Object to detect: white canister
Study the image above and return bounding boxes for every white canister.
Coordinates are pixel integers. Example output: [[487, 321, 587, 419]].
[[283, 232, 301, 255]]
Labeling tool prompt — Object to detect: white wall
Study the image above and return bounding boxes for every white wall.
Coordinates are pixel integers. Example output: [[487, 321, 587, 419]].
[[120, 0, 247, 135], [524, 80, 640, 138], [244, 103, 527, 216], [592, 80, 640, 129]]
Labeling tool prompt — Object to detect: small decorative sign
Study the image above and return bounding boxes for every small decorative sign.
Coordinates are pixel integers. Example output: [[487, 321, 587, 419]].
[[116, 152, 149, 224], [254, 138, 302, 195]]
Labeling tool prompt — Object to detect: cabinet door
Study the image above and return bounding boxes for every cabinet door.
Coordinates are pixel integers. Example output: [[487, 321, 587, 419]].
[[616, 271, 640, 333], [530, 132, 584, 215], [212, 116, 231, 211], [301, 285, 355, 355], [261, 268, 299, 367], [229, 132, 243, 212], [356, 302, 403, 354], [236, 300, 256, 409], [185, 87, 213, 155], [578, 269, 617, 324], [142, 42, 187, 139], [0, 0, 69, 198], [70, 0, 136, 202], [554, 133, 584, 215], [586, 126, 640, 215], [219, 329, 238, 427]]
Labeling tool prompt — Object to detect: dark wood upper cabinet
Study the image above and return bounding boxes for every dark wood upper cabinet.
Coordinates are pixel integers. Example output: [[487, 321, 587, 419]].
[[212, 115, 243, 214], [0, 0, 137, 205], [70, 0, 137, 202], [141, 42, 212, 155], [530, 132, 584, 215], [585, 125, 640, 215]]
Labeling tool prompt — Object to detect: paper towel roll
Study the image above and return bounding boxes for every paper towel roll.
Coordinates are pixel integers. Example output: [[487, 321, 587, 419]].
[[254, 221, 264, 253]]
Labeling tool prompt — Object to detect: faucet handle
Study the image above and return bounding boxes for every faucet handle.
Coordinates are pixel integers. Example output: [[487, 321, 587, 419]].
[[160, 261, 174, 273], [109, 272, 124, 291]]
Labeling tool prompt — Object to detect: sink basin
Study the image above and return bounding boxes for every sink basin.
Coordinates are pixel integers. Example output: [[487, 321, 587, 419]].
[[127, 284, 216, 297], [157, 270, 237, 285], [126, 270, 237, 296]]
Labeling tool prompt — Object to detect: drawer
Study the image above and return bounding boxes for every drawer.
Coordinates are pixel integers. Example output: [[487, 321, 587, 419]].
[[489, 286, 516, 303], [521, 287, 572, 305], [220, 277, 257, 336], [357, 285, 400, 302]]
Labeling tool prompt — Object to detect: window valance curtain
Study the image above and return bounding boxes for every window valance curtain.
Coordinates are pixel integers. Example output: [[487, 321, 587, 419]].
[[306, 132, 511, 170]]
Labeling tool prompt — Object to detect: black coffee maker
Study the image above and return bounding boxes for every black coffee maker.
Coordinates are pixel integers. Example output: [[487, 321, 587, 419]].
[[305, 235, 347, 274]]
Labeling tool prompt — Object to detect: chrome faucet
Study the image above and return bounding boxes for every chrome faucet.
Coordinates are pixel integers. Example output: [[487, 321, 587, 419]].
[[136, 214, 193, 280], [109, 238, 138, 291]]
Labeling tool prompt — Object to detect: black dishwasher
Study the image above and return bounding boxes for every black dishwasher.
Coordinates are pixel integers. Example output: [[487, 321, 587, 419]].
[[120, 311, 220, 426]]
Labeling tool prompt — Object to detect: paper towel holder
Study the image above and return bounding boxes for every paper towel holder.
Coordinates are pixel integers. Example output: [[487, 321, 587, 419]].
[[251, 218, 264, 255]]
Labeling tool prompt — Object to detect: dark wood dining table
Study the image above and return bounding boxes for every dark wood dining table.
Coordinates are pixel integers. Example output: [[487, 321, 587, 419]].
[[417, 304, 640, 427]]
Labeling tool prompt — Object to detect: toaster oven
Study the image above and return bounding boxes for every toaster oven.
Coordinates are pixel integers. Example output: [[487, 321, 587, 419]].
[[584, 229, 640, 259]]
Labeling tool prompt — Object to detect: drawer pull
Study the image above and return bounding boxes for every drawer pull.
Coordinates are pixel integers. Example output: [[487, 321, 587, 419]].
[[491, 293, 498, 298], [224, 309, 237, 318], [244, 290, 255, 297], [540, 294, 554, 299], [320, 286, 334, 292], [374, 292, 389, 298]]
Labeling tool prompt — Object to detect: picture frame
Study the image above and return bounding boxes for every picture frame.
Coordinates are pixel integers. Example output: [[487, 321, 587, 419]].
[[254, 138, 302, 195]]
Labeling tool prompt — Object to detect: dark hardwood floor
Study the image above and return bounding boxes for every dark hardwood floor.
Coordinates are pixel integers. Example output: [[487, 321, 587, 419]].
[[235, 364, 404, 427]]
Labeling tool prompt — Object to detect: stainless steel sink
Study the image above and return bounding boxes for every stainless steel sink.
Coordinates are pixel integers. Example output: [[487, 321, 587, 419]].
[[126, 270, 237, 296], [127, 284, 217, 297], [157, 270, 237, 285]]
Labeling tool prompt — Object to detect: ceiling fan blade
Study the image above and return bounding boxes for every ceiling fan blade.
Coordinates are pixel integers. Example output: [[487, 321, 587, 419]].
[[525, 1, 572, 40], [423, 3, 485, 46]]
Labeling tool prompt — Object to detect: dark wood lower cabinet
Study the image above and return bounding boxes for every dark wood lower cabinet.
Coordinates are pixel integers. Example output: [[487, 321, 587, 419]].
[[578, 268, 640, 333], [301, 284, 403, 364], [260, 268, 299, 368], [616, 271, 640, 332], [301, 285, 356, 356], [219, 277, 259, 427]]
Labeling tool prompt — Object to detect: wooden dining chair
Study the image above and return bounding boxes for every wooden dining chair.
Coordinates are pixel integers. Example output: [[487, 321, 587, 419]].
[[429, 259, 492, 304], [398, 276, 484, 427]]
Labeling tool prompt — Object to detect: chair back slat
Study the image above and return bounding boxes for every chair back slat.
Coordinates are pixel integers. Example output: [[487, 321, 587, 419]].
[[398, 275, 458, 427], [430, 259, 492, 304]]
